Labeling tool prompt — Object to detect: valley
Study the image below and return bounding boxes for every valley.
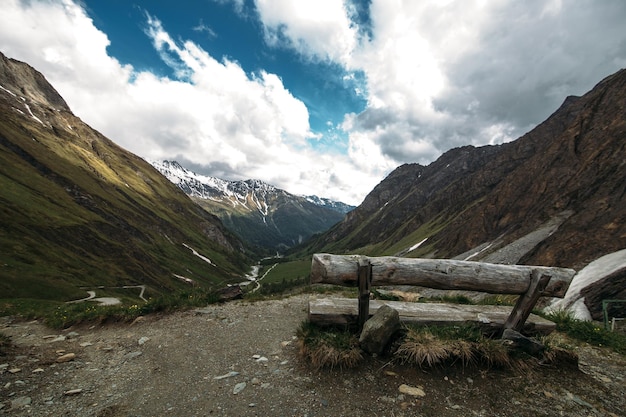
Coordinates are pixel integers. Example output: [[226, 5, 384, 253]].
[[1, 35, 625, 417]]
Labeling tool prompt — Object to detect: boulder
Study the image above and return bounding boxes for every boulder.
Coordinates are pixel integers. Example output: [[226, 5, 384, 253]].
[[359, 304, 400, 355], [501, 328, 544, 356]]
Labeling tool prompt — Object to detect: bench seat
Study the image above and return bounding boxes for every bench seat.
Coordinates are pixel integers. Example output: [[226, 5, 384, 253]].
[[308, 297, 556, 335]]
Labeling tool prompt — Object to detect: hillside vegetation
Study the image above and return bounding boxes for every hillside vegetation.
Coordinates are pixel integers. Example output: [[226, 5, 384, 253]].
[[0, 52, 250, 304]]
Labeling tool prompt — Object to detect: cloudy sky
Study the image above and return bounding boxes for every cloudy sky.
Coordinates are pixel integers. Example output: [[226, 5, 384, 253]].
[[1, 0, 625, 205]]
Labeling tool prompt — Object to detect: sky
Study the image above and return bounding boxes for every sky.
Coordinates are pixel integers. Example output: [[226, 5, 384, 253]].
[[1, 1, 625, 206]]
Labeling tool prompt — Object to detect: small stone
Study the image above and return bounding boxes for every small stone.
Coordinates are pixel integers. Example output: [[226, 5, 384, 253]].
[[252, 354, 261, 359], [214, 371, 239, 380], [138, 337, 150, 345], [66, 332, 79, 339], [79, 342, 93, 347], [11, 396, 31, 409], [233, 382, 246, 395], [15, 380, 26, 386], [49, 336, 66, 343], [32, 368, 44, 373], [384, 371, 398, 376], [255, 356, 268, 363], [399, 384, 426, 397], [248, 403, 256, 407], [56, 353, 76, 363], [124, 351, 142, 360], [280, 341, 291, 347], [8, 368, 21, 374], [0, 363, 8, 370], [64, 389, 82, 396], [260, 383, 271, 389]]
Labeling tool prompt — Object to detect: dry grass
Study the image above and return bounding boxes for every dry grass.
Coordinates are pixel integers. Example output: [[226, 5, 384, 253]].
[[296, 322, 363, 370], [297, 321, 580, 372], [396, 325, 519, 369]]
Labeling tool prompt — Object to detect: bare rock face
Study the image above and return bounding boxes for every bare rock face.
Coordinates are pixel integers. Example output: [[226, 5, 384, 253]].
[[0, 52, 70, 111], [359, 304, 401, 355]]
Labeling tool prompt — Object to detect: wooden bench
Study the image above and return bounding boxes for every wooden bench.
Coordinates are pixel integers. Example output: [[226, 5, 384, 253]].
[[308, 254, 576, 335]]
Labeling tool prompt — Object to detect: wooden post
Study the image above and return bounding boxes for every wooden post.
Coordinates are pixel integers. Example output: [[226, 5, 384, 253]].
[[358, 259, 372, 331], [503, 269, 552, 333]]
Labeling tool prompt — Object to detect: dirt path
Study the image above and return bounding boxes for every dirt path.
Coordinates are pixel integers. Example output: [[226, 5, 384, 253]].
[[1, 295, 625, 416]]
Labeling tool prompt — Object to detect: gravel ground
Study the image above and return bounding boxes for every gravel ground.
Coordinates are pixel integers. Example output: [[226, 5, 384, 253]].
[[1, 294, 625, 417]]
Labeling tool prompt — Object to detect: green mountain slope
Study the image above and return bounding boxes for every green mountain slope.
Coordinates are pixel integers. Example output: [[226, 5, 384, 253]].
[[0, 52, 250, 301]]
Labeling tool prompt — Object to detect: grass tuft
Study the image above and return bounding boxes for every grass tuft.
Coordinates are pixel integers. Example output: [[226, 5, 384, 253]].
[[296, 322, 363, 370]]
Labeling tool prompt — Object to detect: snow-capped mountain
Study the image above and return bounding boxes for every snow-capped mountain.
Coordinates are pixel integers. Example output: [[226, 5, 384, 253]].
[[149, 160, 353, 253], [303, 195, 354, 214]]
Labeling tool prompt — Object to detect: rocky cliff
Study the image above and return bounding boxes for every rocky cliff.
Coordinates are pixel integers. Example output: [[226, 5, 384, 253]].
[[303, 69, 626, 271]]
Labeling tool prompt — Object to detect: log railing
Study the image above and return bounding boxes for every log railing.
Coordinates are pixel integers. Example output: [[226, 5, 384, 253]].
[[309, 253, 576, 334]]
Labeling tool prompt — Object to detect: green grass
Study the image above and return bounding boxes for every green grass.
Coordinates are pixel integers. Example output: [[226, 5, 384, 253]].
[[1, 287, 224, 329], [543, 310, 626, 354], [258, 259, 311, 284]]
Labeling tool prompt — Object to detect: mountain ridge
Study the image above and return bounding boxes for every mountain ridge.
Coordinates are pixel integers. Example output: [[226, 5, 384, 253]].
[[301, 68, 626, 271], [150, 160, 354, 253]]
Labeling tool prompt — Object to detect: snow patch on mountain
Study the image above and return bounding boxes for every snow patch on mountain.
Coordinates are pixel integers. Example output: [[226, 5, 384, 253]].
[[148, 160, 353, 214]]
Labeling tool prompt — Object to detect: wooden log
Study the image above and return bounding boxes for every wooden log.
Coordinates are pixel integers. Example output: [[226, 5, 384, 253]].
[[311, 253, 575, 298], [308, 298, 557, 335]]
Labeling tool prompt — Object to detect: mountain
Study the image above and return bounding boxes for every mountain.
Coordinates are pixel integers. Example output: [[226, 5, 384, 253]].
[[150, 160, 353, 253], [301, 68, 626, 271], [302, 195, 354, 214], [0, 52, 250, 302]]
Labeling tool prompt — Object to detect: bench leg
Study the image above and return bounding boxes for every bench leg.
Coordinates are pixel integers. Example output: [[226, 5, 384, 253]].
[[358, 259, 372, 331], [503, 269, 551, 333]]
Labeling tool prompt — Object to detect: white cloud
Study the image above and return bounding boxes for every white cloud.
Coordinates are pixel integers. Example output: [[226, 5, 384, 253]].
[[0, 0, 388, 205], [2, 0, 626, 207], [255, 0, 626, 165], [255, 0, 359, 63]]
